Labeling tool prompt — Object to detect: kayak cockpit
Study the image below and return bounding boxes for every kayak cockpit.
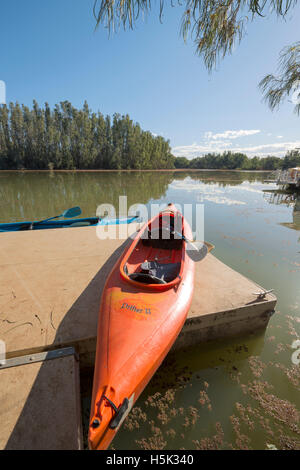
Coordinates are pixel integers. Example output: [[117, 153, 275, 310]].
[[120, 210, 185, 289], [127, 260, 181, 285]]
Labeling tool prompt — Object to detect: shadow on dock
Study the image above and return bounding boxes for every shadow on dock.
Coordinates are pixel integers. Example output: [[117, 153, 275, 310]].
[[5, 239, 129, 450]]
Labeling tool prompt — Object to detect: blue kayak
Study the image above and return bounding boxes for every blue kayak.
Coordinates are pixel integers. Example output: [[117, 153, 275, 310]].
[[0, 215, 140, 233]]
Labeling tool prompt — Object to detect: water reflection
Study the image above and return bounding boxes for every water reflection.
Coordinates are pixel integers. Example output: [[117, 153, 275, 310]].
[[263, 188, 300, 232], [174, 170, 267, 186], [0, 170, 268, 224], [0, 171, 174, 223]]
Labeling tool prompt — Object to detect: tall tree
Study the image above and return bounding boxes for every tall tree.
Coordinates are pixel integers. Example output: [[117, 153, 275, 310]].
[[2, 100, 175, 170]]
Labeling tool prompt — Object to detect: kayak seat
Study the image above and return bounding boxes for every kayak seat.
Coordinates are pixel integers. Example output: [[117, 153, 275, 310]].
[[129, 272, 167, 284], [141, 228, 183, 250], [139, 261, 181, 283]]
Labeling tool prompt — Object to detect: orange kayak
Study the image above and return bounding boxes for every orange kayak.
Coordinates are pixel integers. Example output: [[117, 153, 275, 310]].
[[88, 203, 195, 450]]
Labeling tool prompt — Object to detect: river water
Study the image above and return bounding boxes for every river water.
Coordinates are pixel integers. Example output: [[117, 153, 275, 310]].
[[1, 170, 299, 450]]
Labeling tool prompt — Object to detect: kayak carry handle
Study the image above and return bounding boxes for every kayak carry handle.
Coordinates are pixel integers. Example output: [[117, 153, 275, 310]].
[[109, 398, 129, 430]]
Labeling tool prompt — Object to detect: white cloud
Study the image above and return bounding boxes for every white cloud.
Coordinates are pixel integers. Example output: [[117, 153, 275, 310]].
[[204, 129, 261, 140], [151, 132, 164, 137], [233, 140, 300, 155], [172, 129, 265, 158], [172, 137, 300, 159]]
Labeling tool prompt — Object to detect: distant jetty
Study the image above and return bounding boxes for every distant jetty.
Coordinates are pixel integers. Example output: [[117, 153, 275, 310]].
[[265, 167, 300, 189]]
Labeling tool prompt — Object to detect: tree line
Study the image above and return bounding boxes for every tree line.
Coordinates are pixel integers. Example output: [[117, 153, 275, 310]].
[[0, 101, 174, 170], [1, 101, 299, 171], [173, 150, 300, 171]]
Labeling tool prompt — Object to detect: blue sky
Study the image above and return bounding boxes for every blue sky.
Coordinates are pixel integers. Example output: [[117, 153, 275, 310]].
[[1, 0, 300, 158]]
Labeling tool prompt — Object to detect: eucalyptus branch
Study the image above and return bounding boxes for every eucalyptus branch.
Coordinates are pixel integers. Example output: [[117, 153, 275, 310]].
[[93, 0, 298, 70], [260, 42, 300, 114]]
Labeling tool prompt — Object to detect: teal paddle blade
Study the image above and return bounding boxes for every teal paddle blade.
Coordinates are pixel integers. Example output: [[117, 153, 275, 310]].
[[62, 206, 81, 218]]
